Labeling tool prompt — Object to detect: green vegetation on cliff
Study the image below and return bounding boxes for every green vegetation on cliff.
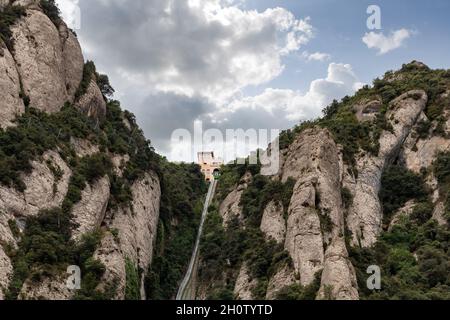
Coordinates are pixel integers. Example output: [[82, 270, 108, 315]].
[[379, 165, 428, 225], [349, 162, 450, 300], [145, 162, 206, 300], [279, 62, 450, 174], [0, 4, 25, 50], [1, 73, 161, 299], [350, 217, 450, 300], [434, 151, 450, 224], [198, 173, 295, 300]]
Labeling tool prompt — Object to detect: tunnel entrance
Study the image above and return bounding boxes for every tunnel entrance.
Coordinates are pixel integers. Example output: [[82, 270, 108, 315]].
[[213, 169, 221, 180]]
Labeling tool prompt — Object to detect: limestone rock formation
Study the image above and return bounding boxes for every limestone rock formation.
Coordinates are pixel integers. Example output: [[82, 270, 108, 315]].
[[284, 176, 324, 286], [219, 172, 252, 227], [234, 264, 257, 300], [0, 150, 72, 299], [265, 264, 296, 300], [94, 233, 126, 300], [0, 248, 12, 299], [347, 90, 428, 247], [354, 98, 383, 122], [0, 41, 24, 129], [0, 150, 71, 246], [0, 1, 163, 300], [97, 171, 161, 298], [59, 23, 84, 99], [19, 276, 71, 300], [260, 200, 285, 244], [318, 238, 359, 300], [111, 154, 130, 177], [75, 79, 107, 119], [70, 138, 101, 158], [71, 176, 111, 240], [388, 200, 416, 231], [284, 129, 358, 297], [10, 8, 83, 113]]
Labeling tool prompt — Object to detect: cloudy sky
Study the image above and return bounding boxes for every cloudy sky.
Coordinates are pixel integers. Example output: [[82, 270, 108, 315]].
[[56, 0, 450, 162]]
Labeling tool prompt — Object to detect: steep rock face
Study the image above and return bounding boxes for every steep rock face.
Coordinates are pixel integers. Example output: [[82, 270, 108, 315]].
[[0, 248, 12, 299], [75, 80, 107, 119], [388, 200, 416, 231], [260, 200, 285, 244], [0, 41, 24, 129], [403, 136, 450, 173], [0, 150, 71, 298], [347, 90, 428, 247], [354, 98, 383, 122], [284, 177, 323, 286], [70, 138, 100, 158], [19, 276, 71, 300], [97, 171, 161, 298], [234, 263, 257, 300], [59, 23, 84, 99], [11, 0, 40, 8], [265, 264, 295, 300], [400, 110, 450, 227], [318, 238, 359, 300], [273, 128, 358, 299], [22, 151, 72, 215], [0, 150, 71, 244], [219, 172, 252, 227], [94, 233, 126, 300], [111, 154, 130, 177], [16, 171, 161, 300], [0, 0, 163, 301], [11, 8, 83, 113], [71, 176, 111, 240], [432, 202, 448, 226]]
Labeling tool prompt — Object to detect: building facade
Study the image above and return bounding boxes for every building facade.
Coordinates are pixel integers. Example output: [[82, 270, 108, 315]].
[[198, 152, 222, 181]]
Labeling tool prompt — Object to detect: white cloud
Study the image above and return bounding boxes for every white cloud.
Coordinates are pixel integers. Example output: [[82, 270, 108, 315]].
[[227, 63, 364, 121], [59, 1, 364, 161], [56, 0, 81, 30], [73, 0, 314, 105], [302, 51, 331, 62], [135, 62, 363, 160], [362, 28, 412, 55]]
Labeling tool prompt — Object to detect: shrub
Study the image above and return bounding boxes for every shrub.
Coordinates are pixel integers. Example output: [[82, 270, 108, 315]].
[[380, 165, 428, 224], [411, 202, 434, 225], [40, 0, 61, 26], [416, 120, 432, 139], [75, 61, 97, 100], [349, 216, 450, 300], [96, 74, 115, 97], [275, 272, 322, 300], [125, 258, 140, 300], [0, 4, 25, 50], [146, 161, 206, 300], [342, 187, 354, 209], [434, 152, 450, 186]]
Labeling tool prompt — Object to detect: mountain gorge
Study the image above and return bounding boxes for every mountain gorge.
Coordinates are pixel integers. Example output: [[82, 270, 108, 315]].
[[195, 62, 450, 300], [0, 0, 449, 301]]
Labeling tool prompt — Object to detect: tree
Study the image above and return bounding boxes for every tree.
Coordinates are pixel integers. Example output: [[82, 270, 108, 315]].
[[97, 74, 115, 97]]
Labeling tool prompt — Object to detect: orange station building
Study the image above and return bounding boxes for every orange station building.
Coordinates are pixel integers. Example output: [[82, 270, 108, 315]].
[[198, 152, 222, 181]]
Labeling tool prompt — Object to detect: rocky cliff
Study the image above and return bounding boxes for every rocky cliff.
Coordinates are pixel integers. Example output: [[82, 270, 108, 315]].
[[197, 61, 450, 301], [0, 0, 161, 300], [1, 0, 449, 302]]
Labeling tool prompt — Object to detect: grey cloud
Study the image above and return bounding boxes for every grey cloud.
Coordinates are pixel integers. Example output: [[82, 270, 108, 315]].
[[56, 0, 323, 158], [134, 92, 295, 155], [75, 0, 313, 100], [134, 92, 212, 154]]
